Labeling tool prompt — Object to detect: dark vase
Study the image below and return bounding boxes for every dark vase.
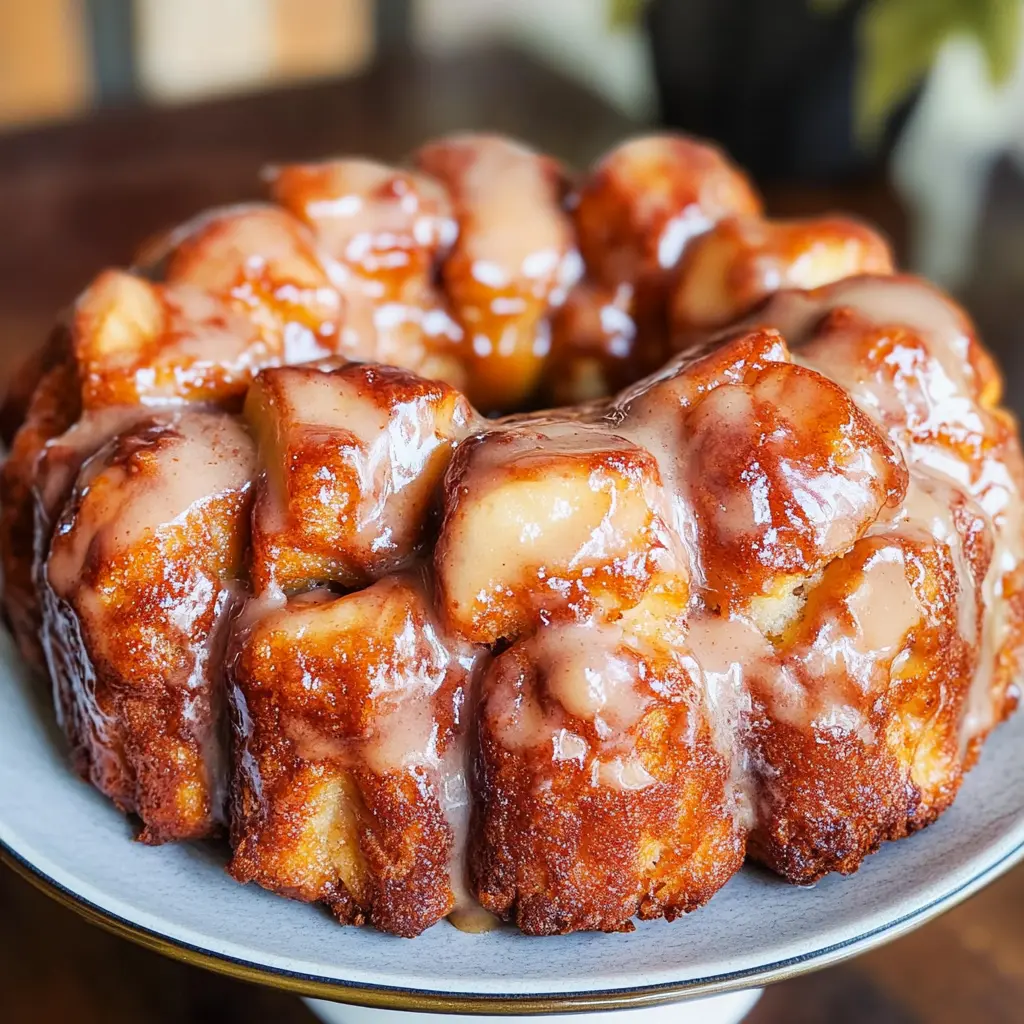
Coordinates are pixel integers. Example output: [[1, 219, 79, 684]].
[[644, 0, 917, 183]]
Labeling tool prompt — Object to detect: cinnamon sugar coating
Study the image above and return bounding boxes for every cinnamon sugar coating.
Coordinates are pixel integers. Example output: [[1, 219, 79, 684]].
[[2, 132, 1023, 937]]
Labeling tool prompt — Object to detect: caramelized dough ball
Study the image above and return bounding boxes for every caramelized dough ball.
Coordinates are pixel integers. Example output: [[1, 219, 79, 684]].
[[18, 214, 350, 635], [246, 362, 474, 594], [471, 595, 744, 934], [270, 159, 466, 387], [270, 159, 455, 264], [229, 575, 483, 937], [59, 208, 356, 411], [546, 282, 638, 405], [683, 361, 907, 615], [790, 283, 1011, 491], [750, 275, 1024, 743], [549, 136, 763, 402], [73, 269, 280, 408], [22, 407, 156, 672], [670, 215, 894, 338], [40, 411, 256, 842], [3, 258, 290, 659], [614, 326, 792, 420], [162, 205, 347, 361], [751, 275, 1000, 421], [747, 522, 982, 883], [435, 423, 676, 644], [574, 135, 762, 289], [0, 360, 80, 666], [415, 134, 580, 412]]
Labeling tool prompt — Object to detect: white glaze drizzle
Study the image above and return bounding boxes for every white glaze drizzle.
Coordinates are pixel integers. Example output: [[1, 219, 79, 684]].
[[756, 276, 1023, 749]]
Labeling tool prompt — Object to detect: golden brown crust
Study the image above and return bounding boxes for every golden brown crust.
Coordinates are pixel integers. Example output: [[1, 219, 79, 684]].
[[614, 325, 793, 418], [270, 160, 467, 389], [228, 575, 483, 937], [5, 132, 1024, 940], [549, 136, 762, 405], [0, 359, 80, 666], [434, 425, 672, 644], [40, 411, 255, 842], [163, 205, 345, 353], [747, 530, 975, 882], [72, 269, 272, 409], [573, 135, 762, 289], [743, 276, 1024, 748], [415, 134, 580, 412], [683, 361, 908, 609], [471, 608, 744, 935], [246, 362, 475, 594], [670, 215, 894, 340]]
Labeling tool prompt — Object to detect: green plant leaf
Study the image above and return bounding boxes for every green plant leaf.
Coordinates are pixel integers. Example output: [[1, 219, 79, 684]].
[[968, 0, 1022, 85], [607, 0, 648, 30], [856, 0, 1022, 144]]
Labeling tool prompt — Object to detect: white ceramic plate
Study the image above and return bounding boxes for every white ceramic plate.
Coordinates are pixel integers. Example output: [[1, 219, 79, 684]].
[[2, 632, 1023, 1015]]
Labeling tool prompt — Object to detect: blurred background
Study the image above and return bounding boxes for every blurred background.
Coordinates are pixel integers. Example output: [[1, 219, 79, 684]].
[[2, 1, 1024, 1021], [4, 1, 1024, 361], [5, 2, 1024, 295]]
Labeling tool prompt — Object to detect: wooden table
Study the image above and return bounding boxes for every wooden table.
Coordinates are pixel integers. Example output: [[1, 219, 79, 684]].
[[2, 46, 1023, 1023]]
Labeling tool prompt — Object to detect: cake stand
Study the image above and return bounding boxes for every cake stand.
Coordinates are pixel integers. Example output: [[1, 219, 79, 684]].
[[2, 631, 1022, 1022]]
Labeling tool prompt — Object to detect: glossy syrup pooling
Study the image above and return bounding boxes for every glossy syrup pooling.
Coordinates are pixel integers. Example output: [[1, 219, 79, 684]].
[[2, 132, 1023, 938]]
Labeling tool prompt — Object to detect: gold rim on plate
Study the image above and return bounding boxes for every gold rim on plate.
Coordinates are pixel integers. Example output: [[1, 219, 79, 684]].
[[3, 838, 1023, 1015]]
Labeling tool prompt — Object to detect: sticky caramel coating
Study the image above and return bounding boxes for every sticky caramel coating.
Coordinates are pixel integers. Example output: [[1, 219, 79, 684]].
[[435, 423, 675, 644], [796, 289, 1012, 494], [40, 411, 255, 842], [5, 131, 1024, 939], [745, 275, 1024, 747], [73, 269, 277, 409], [670, 215, 894, 339], [415, 134, 580, 412], [0, 360, 80, 666], [471, 591, 743, 935], [683, 361, 908, 613], [228, 575, 482, 937], [247, 362, 475, 594], [745, 275, 1001, 435], [547, 137, 762, 405], [545, 282, 638, 405], [270, 159, 466, 389], [574, 136, 763, 289], [747, 526, 981, 883], [613, 325, 792, 418], [1, 220, 351, 650], [164, 204, 348, 351]]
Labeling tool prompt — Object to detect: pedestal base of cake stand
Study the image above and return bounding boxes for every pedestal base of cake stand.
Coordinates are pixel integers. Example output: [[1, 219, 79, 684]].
[[303, 988, 763, 1024]]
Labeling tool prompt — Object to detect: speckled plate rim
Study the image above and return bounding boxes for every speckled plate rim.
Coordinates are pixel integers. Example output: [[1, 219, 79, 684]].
[[3, 834, 1023, 1015]]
